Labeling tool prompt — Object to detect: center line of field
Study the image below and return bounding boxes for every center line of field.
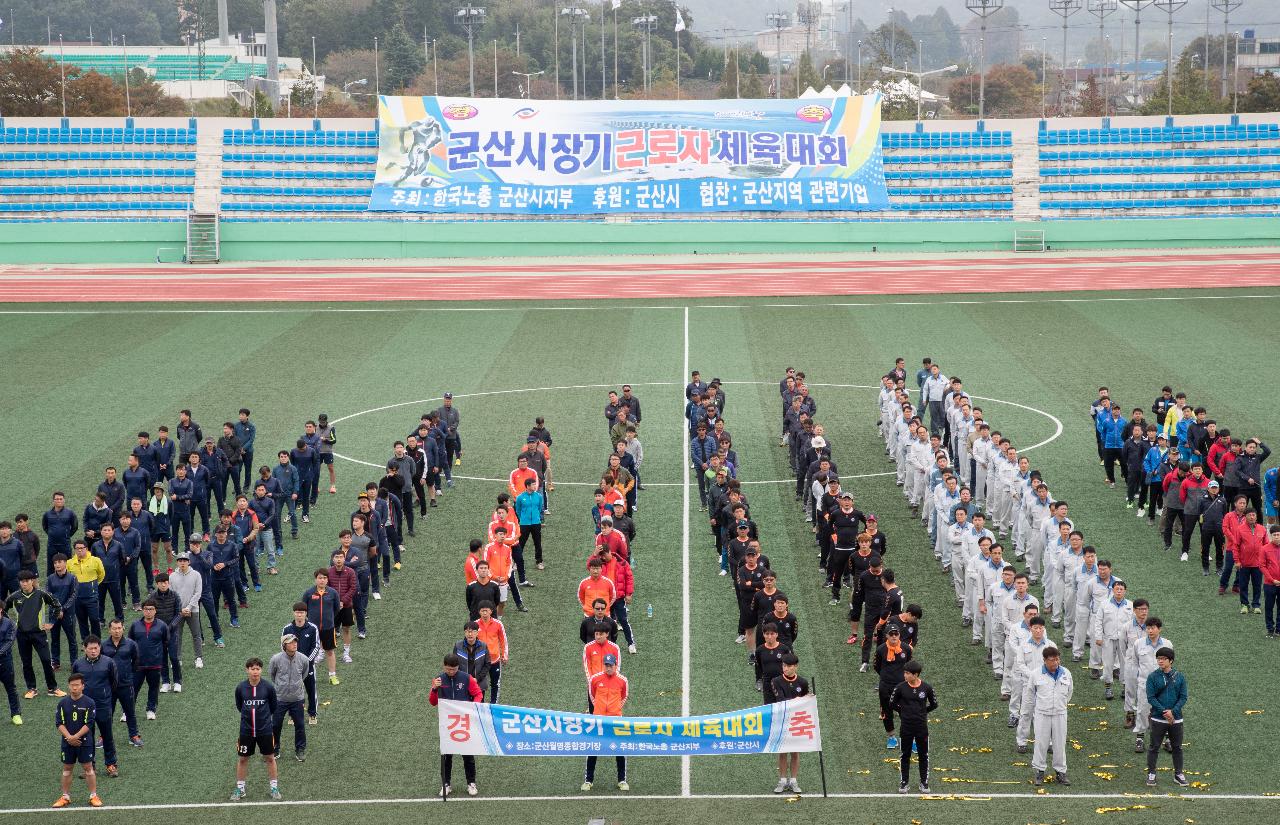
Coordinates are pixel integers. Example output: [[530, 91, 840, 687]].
[[681, 304, 692, 799]]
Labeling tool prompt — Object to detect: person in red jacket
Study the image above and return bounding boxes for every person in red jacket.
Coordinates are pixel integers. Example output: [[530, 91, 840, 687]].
[[590, 544, 636, 655], [1207, 432, 1234, 481], [429, 653, 484, 797], [1235, 509, 1268, 614], [594, 519, 629, 562], [1178, 465, 1212, 561], [1221, 496, 1250, 596], [1261, 526, 1280, 636], [326, 549, 358, 664]]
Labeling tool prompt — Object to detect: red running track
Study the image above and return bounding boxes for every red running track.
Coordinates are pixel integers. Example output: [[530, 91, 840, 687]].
[[3, 251, 1280, 303]]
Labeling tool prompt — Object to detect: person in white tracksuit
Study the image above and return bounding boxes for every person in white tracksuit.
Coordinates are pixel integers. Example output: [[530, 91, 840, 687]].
[[1092, 580, 1133, 700], [971, 426, 993, 508], [1038, 504, 1073, 615], [1009, 460, 1032, 557], [933, 476, 961, 565], [949, 510, 979, 604], [1121, 600, 1151, 728], [1043, 523, 1072, 627], [1070, 548, 1101, 660], [966, 537, 997, 642], [987, 565, 1017, 677], [1057, 533, 1085, 643], [1085, 562, 1119, 677], [997, 447, 1022, 535], [1127, 617, 1172, 753], [982, 545, 1010, 654], [1023, 647, 1074, 785], [907, 430, 932, 509], [1012, 617, 1055, 749], [984, 439, 1006, 524], [999, 576, 1040, 697], [1022, 484, 1052, 583]]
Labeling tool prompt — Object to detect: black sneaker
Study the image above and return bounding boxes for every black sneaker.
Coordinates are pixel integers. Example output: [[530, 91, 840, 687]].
[[1055, 771, 1071, 786], [898, 781, 909, 794], [295, 749, 306, 762], [919, 782, 930, 793], [1174, 773, 1189, 787]]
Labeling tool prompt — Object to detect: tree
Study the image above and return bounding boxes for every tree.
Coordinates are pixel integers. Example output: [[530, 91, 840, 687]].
[[718, 51, 741, 98], [1076, 74, 1105, 117], [250, 88, 276, 118], [0, 47, 62, 115], [64, 70, 127, 116], [947, 63, 1040, 118], [1141, 53, 1223, 116], [795, 50, 821, 94], [125, 69, 189, 115], [1238, 71, 1280, 113], [866, 22, 917, 71], [382, 23, 425, 93], [321, 49, 377, 88], [290, 74, 320, 111], [741, 67, 764, 98]]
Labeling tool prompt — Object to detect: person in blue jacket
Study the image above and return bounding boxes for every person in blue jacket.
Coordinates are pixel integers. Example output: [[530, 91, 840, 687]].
[[185, 536, 224, 647], [102, 618, 142, 745], [122, 501, 155, 605], [168, 465, 195, 551], [301, 422, 324, 506], [1097, 405, 1129, 488], [71, 636, 120, 777], [235, 409, 257, 497], [691, 423, 719, 509], [128, 600, 170, 718], [289, 439, 317, 524], [1144, 647, 1188, 787], [82, 494, 113, 553], [0, 522, 22, 599], [0, 612, 20, 724], [1141, 434, 1170, 524], [154, 427, 176, 481], [121, 456, 152, 515], [91, 524, 127, 625], [46, 555, 78, 670], [96, 469, 126, 523], [133, 432, 160, 481], [249, 484, 278, 576], [208, 526, 242, 630], [42, 493, 79, 578], [115, 513, 145, 613], [272, 452, 301, 542], [198, 439, 229, 516], [230, 499, 261, 601], [186, 450, 214, 538]]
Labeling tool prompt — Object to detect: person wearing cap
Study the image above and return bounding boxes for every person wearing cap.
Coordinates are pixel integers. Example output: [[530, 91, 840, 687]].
[[435, 394, 462, 487], [311, 413, 335, 495], [144, 484, 171, 574], [873, 625, 912, 750], [827, 492, 866, 604], [608, 500, 636, 548], [430, 653, 483, 797], [1144, 646, 1188, 787], [269, 633, 310, 762], [207, 525, 241, 630], [1197, 480, 1228, 575], [582, 655, 629, 792]]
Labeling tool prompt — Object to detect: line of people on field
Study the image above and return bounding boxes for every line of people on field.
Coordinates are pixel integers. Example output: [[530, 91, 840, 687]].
[[874, 360, 1190, 789], [1089, 386, 1280, 630]]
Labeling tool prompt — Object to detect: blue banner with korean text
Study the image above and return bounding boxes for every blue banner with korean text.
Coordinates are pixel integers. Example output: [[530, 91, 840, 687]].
[[436, 696, 822, 756], [371, 96, 887, 214]]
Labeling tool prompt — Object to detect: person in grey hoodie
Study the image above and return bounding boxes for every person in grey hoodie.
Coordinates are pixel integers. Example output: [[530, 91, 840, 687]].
[[269, 634, 311, 761], [168, 553, 204, 671]]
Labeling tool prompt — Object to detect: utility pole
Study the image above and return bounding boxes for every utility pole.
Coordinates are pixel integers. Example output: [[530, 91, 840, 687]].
[[1153, 0, 1185, 116], [122, 34, 131, 116], [1087, 0, 1117, 116], [965, 0, 1004, 121], [1211, 0, 1243, 99], [1118, 1, 1152, 108], [456, 3, 486, 97], [563, 7, 587, 100], [1048, 0, 1082, 115], [768, 11, 789, 100]]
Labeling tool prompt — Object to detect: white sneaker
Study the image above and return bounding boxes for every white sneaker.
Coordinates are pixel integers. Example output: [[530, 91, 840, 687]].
[[859, 663, 868, 673], [146, 711, 156, 721], [773, 777, 789, 794], [373, 592, 382, 600], [735, 634, 746, 644], [173, 683, 182, 693], [159, 683, 171, 693], [628, 644, 637, 654], [1180, 552, 1188, 562], [195, 657, 204, 669], [787, 778, 802, 793], [466, 783, 478, 796], [718, 569, 727, 576], [342, 652, 353, 664], [1136, 508, 1145, 518], [119, 712, 127, 722]]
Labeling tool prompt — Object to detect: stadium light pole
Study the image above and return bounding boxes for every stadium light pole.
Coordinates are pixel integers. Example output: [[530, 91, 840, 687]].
[[1048, 0, 1081, 115], [312, 35, 319, 117], [883, 62, 958, 122], [768, 12, 789, 100], [632, 14, 656, 96], [493, 39, 498, 97], [1087, 0, 1117, 117], [1118, 1, 1151, 108], [513, 69, 544, 98], [1232, 30, 1240, 113], [965, 0, 1003, 122], [122, 34, 132, 117], [373, 36, 379, 97], [562, 7, 588, 100], [1042, 36, 1048, 118], [456, 4, 486, 97], [1153, 0, 1185, 117], [433, 39, 439, 94], [1211, 0, 1242, 98]]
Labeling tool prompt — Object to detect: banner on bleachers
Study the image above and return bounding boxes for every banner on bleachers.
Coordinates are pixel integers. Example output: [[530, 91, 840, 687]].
[[371, 96, 888, 214], [437, 696, 822, 756]]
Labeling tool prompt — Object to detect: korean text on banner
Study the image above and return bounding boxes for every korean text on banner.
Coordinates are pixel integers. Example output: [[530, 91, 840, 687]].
[[438, 696, 822, 756], [371, 96, 888, 215]]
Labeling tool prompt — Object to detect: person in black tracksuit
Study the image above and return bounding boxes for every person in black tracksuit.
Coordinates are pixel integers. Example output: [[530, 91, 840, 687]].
[[858, 561, 888, 666], [845, 539, 877, 645], [1198, 484, 1227, 574], [1120, 426, 1149, 506], [754, 624, 791, 701], [890, 661, 937, 792], [815, 479, 841, 572], [734, 551, 767, 643], [826, 495, 866, 601], [874, 627, 913, 746]]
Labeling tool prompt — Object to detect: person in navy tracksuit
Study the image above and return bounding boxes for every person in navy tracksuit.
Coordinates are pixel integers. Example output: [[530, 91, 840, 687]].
[[122, 456, 153, 515], [42, 494, 79, 577], [123, 501, 155, 605], [82, 494, 113, 552], [283, 605, 321, 721], [186, 451, 214, 537], [46, 556, 79, 668], [186, 537, 223, 645], [92, 525, 127, 624], [290, 439, 317, 522], [301, 423, 323, 507], [168, 466, 195, 550], [207, 527, 241, 629], [102, 619, 140, 743], [133, 432, 160, 482], [0, 523, 21, 599], [115, 513, 145, 611], [232, 658, 280, 801], [128, 601, 170, 716], [249, 485, 278, 575], [235, 410, 257, 497], [71, 637, 120, 776]]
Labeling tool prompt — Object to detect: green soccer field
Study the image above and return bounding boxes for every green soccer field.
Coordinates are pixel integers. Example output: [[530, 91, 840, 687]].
[[2, 289, 1279, 825]]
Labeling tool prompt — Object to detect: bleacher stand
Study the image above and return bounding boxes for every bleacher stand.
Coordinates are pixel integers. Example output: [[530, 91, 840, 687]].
[[0, 119, 196, 221], [219, 124, 377, 219], [880, 125, 1015, 219]]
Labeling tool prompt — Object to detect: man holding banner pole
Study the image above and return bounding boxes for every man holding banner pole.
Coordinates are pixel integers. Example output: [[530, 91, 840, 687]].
[[429, 653, 483, 798]]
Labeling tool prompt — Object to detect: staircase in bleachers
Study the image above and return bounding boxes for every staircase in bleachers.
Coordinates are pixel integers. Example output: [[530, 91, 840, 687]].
[[0, 120, 197, 221], [1039, 119, 1280, 217]]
